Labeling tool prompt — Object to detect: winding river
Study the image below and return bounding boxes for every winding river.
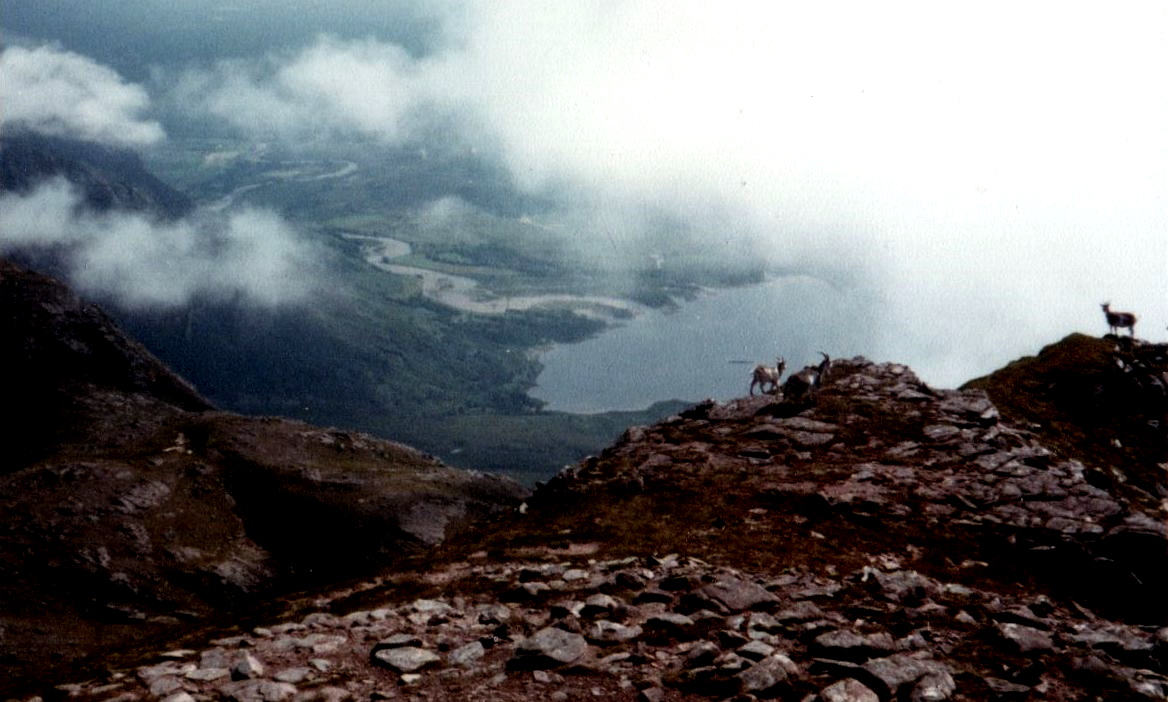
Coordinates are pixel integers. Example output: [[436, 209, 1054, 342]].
[[210, 156, 870, 415], [348, 234, 871, 414], [345, 234, 643, 319]]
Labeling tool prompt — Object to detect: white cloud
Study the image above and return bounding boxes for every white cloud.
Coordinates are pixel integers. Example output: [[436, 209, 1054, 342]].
[[0, 45, 165, 147], [139, 3, 1168, 379], [169, 36, 445, 143], [0, 179, 315, 309]]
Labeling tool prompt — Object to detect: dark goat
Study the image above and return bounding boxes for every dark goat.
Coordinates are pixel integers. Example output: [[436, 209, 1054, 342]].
[[1101, 302, 1137, 337], [782, 352, 831, 402]]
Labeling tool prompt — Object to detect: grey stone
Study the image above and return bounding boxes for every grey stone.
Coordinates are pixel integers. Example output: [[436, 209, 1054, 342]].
[[923, 425, 962, 442], [717, 628, 750, 649], [862, 654, 952, 700], [199, 648, 231, 669], [476, 603, 514, 625], [301, 612, 339, 628], [870, 570, 935, 605], [581, 593, 622, 618], [790, 431, 837, 447], [139, 662, 196, 680], [411, 598, 454, 615], [736, 655, 791, 695], [820, 678, 880, 702], [549, 600, 585, 620], [512, 627, 590, 668], [737, 639, 775, 661], [232, 652, 265, 681], [186, 667, 230, 681], [273, 668, 313, 684], [773, 601, 825, 622], [812, 629, 895, 662], [562, 568, 590, 581], [996, 622, 1054, 654], [371, 646, 442, 673], [697, 576, 778, 613], [910, 671, 957, 701], [684, 641, 721, 668], [449, 640, 486, 667], [373, 633, 423, 650], [148, 677, 184, 697], [289, 633, 346, 654], [984, 677, 1031, 700], [291, 687, 351, 702], [507, 582, 552, 601], [219, 680, 299, 702], [643, 612, 697, 639], [587, 620, 642, 645], [774, 417, 839, 433], [637, 687, 665, 702]]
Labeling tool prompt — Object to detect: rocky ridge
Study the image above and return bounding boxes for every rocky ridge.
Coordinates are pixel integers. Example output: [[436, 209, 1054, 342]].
[[0, 261, 527, 692], [40, 551, 1168, 702], [964, 332, 1168, 511], [32, 354, 1168, 701]]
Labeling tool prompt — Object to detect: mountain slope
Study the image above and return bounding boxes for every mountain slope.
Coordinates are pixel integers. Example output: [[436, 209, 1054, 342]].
[[35, 351, 1168, 701], [0, 260, 526, 693], [963, 333, 1168, 510], [0, 132, 192, 218], [0, 257, 211, 470]]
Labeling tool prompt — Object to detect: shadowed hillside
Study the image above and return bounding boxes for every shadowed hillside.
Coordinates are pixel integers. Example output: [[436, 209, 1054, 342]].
[[0, 261, 525, 693], [15, 346, 1165, 701], [0, 133, 192, 218], [963, 333, 1168, 511]]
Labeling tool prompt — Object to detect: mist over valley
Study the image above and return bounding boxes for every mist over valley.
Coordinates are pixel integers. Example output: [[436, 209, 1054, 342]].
[[2, 2, 1165, 479], [2, 5, 1168, 698]]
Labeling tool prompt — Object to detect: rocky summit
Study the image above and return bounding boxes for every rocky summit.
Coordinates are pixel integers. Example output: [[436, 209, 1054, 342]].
[[11, 328, 1167, 701]]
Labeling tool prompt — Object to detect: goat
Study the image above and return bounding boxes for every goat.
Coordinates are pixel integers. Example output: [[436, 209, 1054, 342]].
[[750, 357, 786, 396], [1101, 302, 1137, 337], [782, 352, 832, 402]]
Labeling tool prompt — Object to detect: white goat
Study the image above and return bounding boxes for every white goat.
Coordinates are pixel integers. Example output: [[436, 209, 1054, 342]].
[[1101, 302, 1137, 337], [750, 357, 786, 396], [782, 352, 832, 402]]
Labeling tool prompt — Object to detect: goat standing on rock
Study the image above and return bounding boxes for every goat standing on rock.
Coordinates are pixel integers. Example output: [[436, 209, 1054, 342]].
[[783, 352, 832, 402], [750, 357, 786, 395], [1101, 302, 1137, 338]]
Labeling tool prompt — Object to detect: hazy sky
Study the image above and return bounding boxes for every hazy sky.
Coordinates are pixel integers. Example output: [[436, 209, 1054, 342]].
[[2, 1, 1165, 385]]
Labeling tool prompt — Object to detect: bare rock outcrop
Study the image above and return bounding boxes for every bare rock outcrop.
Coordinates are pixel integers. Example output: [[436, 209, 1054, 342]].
[[6, 260, 1165, 701], [0, 261, 527, 693], [25, 350, 1168, 701]]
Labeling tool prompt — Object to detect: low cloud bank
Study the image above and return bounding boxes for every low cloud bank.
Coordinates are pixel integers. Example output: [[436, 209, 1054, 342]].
[[0, 179, 315, 309], [167, 36, 448, 144], [0, 45, 165, 148], [11, 5, 1165, 385]]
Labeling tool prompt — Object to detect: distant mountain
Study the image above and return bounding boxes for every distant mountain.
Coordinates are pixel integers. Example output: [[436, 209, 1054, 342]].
[[0, 260, 526, 693], [0, 131, 192, 218]]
